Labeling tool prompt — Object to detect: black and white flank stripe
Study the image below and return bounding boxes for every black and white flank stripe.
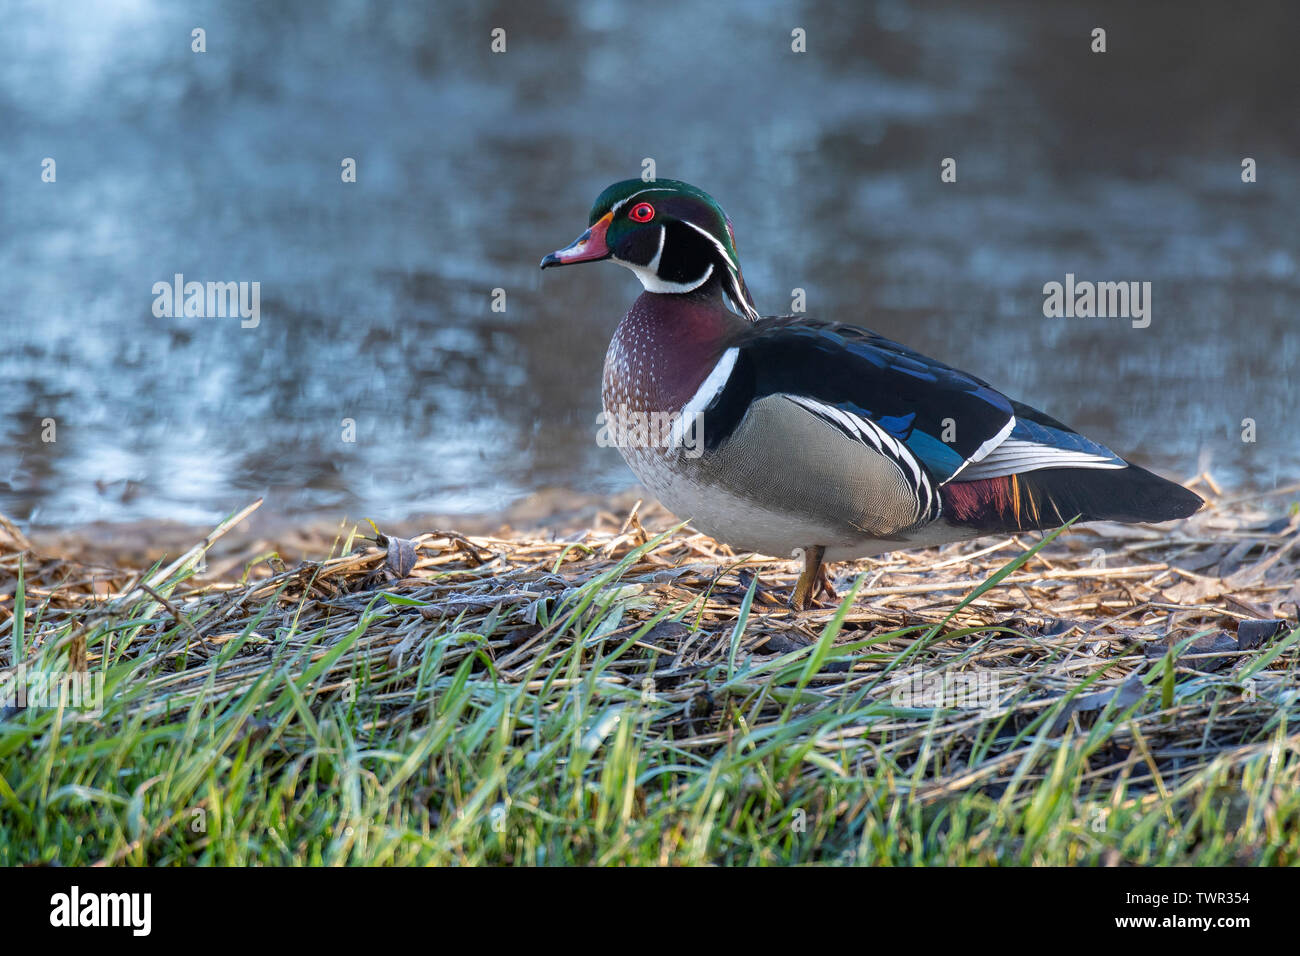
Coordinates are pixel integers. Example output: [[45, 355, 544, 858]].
[[783, 395, 942, 526]]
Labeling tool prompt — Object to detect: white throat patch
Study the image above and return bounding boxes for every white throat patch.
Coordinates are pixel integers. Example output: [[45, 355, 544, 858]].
[[616, 258, 715, 294]]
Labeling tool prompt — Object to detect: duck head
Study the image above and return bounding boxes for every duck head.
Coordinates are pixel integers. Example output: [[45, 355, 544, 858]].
[[541, 178, 759, 320]]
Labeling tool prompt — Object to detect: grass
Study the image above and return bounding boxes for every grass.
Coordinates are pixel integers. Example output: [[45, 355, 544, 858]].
[[0, 484, 1297, 866]]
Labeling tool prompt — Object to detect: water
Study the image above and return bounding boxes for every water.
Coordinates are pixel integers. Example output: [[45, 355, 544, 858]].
[[2, 0, 1297, 530]]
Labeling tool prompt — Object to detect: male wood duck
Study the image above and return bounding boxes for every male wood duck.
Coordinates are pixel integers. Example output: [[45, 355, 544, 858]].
[[541, 179, 1203, 609]]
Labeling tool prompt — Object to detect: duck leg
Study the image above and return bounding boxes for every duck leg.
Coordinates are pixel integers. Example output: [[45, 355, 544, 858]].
[[790, 545, 826, 611], [817, 561, 839, 603]]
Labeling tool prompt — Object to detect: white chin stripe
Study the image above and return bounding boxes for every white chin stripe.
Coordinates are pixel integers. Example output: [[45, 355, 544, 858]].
[[618, 259, 714, 293]]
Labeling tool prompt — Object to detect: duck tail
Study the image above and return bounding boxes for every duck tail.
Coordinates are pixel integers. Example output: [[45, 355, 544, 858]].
[[941, 464, 1203, 533]]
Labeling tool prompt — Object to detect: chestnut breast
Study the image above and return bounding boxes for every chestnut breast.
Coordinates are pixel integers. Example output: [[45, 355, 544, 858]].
[[602, 291, 747, 417]]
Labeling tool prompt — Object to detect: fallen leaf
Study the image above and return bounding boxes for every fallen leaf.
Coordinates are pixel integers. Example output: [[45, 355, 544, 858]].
[[1050, 674, 1146, 733], [1144, 632, 1239, 672], [1236, 618, 1290, 651], [383, 535, 418, 578]]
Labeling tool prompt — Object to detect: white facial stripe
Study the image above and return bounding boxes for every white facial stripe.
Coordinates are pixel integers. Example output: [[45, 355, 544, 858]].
[[611, 191, 741, 276], [647, 225, 666, 273], [725, 269, 760, 320], [606, 192, 758, 317], [610, 187, 679, 215], [678, 219, 739, 272], [679, 218, 758, 319]]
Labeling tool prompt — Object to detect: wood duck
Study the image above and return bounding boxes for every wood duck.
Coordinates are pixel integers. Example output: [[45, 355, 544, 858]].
[[541, 179, 1203, 609]]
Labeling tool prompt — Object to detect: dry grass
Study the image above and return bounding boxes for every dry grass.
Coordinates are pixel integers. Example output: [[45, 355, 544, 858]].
[[1, 475, 1297, 865]]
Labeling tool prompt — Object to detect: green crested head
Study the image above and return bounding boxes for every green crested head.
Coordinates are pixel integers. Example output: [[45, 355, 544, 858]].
[[541, 178, 759, 320]]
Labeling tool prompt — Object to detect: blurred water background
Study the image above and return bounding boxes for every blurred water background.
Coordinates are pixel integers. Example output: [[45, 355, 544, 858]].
[[1, 0, 1296, 531]]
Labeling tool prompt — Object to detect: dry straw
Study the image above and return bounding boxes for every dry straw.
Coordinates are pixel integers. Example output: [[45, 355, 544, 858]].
[[2, 474, 1297, 816]]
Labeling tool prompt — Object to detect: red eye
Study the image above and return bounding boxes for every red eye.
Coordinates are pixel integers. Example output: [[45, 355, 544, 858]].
[[629, 202, 655, 222]]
